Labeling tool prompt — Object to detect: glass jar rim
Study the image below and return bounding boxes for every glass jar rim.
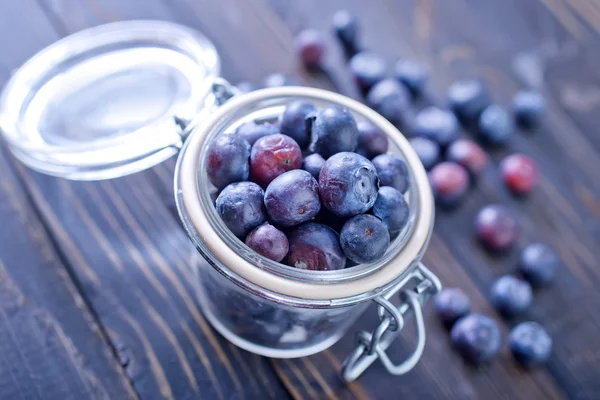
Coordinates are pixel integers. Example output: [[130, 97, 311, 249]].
[[176, 87, 434, 302]]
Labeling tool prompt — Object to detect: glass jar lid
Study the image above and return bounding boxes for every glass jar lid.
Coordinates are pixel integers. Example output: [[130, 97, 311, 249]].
[[0, 20, 220, 180]]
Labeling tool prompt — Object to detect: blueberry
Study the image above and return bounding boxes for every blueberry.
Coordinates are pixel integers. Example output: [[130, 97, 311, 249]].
[[509, 322, 552, 368], [519, 243, 559, 287], [286, 222, 346, 270], [371, 154, 409, 194], [475, 204, 519, 252], [340, 214, 390, 264], [355, 120, 389, 159], [302, 153, 326, 179], [366, 79, 411, 127], [245, 223, 289, 262], [447, 79, 490, 121], [279, 101, 316, 149], [395, 60, 427, 96], [409, 137, 440, 170], [434, 288, 471, 328], [450, 314, 502, 364], [216, 182, 266, 237], [207, 134, 251, 190], [413, 107, 459, 147], [429, 162, 469, 207], [236, 81, 256, 94], [332, 10, 359, 55], [307, 105, 359, 158], [250, 134, 303, 187], [295, 29, 326, 69], [264, 170, 321, 227], [446, 139, 487, 177], [313, 207, 347, 233], [513, 90, 545, 128], [264, 73, 295, 88], [319, 152, 379, 217], [235, 121, 278, 145], [348, 52, 386, 92], [478, 105, 514, 145], [490, 275, 533, 317], [372, 186, 409, 235], [500, 153, 538, 195]]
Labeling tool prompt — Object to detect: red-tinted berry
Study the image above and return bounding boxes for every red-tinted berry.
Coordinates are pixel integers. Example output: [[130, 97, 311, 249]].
[[500, 153, 538, 195], [286, 222, 346, 271], [245, 223, 289, 262], [429, 162, 469, 206], [446, 139, 487, 177], [250, 134, 302, 187], [295, 29, 326, 69], [475, 204, 519, 252]]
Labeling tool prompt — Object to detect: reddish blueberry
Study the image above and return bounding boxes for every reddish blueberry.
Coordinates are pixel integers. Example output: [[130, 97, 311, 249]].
[[372, 153, 410, 194], [413, 107, 459, 147], [308, 105, 359, 158], [395, 59, 427, 96], [340, 214, 390, 264], [279, 101, 316, 149], [490, 275, 533, 317], [356, 120, 388, 159], [429, 162, 469, 206], [513, 90, 545, 128], [475, 204, 519, 252], [245, 223, 289, 262], [302, 153, 326, 179], [332, 10, 359, 55], [366, 79, 411, 127], [319, 152, 379, 217], [235, 121, 278, 145], [372, 186, 409, 235], [446, 139, 487, 177], [509, 322, 552, 368], [519, 243, 559, 287], [215, 182, 266, 238], [409, 136, 440, 170], [450, 314, 502, 364], [264, 73, 295, 88], [207, 134, 251, 190], [250, 134, 302, 187], [447, 79, 490, 121], [286, 222, 346, 270], [434, 288, 471, 328], [264, 170, 321, 227], [349, 52, 386, 92], [478, 105, 514, 145], [500, 153, 538, 195], [295, 29, 326, 69]]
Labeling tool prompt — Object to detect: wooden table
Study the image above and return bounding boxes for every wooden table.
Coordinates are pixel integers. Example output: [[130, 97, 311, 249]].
[[1, 1, 599, 399]]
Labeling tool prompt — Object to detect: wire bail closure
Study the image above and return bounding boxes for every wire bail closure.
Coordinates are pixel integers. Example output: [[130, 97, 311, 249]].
[[341, 263, 441, 382]]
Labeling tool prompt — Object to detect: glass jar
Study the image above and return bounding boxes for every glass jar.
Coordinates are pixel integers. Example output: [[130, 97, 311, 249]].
[[0, 21, 441, 381]]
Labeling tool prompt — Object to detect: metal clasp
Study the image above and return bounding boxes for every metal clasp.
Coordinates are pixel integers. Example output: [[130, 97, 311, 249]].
[[341, 263, 441, 382]]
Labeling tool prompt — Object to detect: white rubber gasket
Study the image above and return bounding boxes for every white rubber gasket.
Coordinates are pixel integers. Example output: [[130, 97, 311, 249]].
[[180, 87, 433, 300]]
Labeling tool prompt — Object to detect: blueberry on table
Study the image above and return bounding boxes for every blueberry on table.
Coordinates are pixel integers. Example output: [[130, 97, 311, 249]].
[[371, 153, 409, 194], [490, 275, 533, 317], [519, 243, 559, 287], [340, 214, 390, 264], [286, 222, 346, 270], [372, 186, 409, 235], [207, 134, 251, 190], [264, 170, 321, 227], [409, 137, 440, 170], [332, 10, 359, 55], [500, 153, 538, 195], [235, 121, 278, 145], [245, 223, 289, 262], [447, 79, 490, 121], [319, 152, 379, 217], [513, 89, 545, 128], [264, 73, 295, 88], [450, 314, 502, 364], [413, 106, 459, 147], [279, 101, 316, 149], [295, 29, 326, 69], [348, 52, 386, 92], [236, 81, 256, 94], [475, 204, 519, 252], [215, 182, 266, 238], [434, 288, 471, 328], [509, 321, 552, 368], [446, 139, 488, 177], [308, 105, 359, 158], [395, 59, 427, 97], [250, 134, 303, 187], [478, 105, 514, 145], [366, 79, 411, 127], [429, 162, 469, 207], [356, 120, 389, 159], [302, 153, 326, 179]]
